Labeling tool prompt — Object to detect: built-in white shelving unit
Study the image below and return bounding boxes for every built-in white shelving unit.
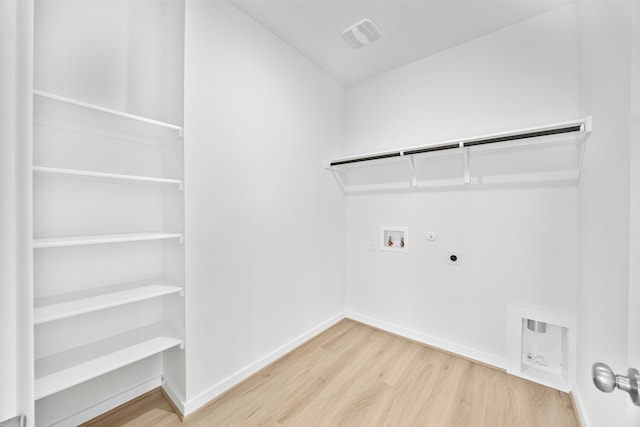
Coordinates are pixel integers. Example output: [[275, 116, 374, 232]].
[[32, 88, 185, 423], [31, 3, 186, 423], [326, 118, 592, 193]]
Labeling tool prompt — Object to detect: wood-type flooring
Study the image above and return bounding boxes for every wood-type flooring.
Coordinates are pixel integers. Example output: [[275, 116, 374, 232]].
[[82, 319, 579, 426]]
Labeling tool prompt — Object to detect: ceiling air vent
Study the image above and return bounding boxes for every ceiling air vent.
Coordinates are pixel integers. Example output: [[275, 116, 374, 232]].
[[342, 19, 382, 49]]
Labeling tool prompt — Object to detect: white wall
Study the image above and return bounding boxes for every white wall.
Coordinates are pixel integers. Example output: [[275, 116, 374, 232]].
[[345, 5, 579, 156], [183, 0, 345, 411], [575, 2, 635, 426], [344, 5, 579, 368]]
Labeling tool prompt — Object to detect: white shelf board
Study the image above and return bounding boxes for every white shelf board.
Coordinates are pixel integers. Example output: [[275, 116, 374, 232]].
[[34, 284, 182, 325], [33, 232, 183, 249], [34, 323, 182, 400], [33, 165, 183, 187], [34, 90, 182, 135]]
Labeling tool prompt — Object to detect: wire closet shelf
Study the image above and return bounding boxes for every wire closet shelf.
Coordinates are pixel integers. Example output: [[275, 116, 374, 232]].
[[325, 117, 592, 193]]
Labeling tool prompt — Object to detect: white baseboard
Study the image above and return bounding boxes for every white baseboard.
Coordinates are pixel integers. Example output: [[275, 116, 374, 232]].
[[570, 384, 590, 427], [161, 376, 187, 415], [50, 377, 162, 427], [345, 311, 506, 370], [182, 311, 346, 416]]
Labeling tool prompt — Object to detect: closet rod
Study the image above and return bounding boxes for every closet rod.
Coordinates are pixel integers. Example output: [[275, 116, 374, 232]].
[[330, 152, 402, 166], [465, 124, 582, 147], [330, 123, 583, 167]]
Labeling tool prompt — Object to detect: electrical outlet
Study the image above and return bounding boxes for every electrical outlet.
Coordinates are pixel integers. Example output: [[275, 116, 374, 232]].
[[368, 239, 376, 251], [446, 251, 462, 266]]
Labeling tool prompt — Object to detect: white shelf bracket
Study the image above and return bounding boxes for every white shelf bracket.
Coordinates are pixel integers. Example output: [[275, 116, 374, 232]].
[[179, 235, 184, 245], [584, 115, 593, 133], [179, 287, 185, 298], [179, 182, 184, 191], [461, 142, 471, 185], [577, 116, 593, 183], [407, 153, 418, 187], [326, 164, 347, 193]]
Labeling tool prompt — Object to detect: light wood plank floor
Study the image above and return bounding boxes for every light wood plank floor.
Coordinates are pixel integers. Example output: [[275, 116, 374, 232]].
[[83, 319, 578, 426]]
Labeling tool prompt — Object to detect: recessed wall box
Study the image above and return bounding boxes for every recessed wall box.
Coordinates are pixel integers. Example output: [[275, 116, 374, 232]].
[[506, 304, 575, 391], [522, 319, 563, 374], [381, 226, 408, 253]]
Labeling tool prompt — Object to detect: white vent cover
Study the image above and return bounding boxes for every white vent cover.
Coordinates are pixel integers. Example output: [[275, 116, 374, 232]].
[[342, 19, 382, 49]]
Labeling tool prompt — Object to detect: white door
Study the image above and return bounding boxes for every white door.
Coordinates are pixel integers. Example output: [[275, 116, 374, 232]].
[[630, 4, 640, 423], [591, 4, 640, 424]]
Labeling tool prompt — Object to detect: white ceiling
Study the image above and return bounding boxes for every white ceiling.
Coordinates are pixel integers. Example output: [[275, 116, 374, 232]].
[[230, 0, 571, 86]]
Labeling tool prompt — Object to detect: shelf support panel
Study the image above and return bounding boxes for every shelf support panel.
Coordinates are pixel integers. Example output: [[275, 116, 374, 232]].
[[407, 154, 418, 187], [460, 142, 471, 185]]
